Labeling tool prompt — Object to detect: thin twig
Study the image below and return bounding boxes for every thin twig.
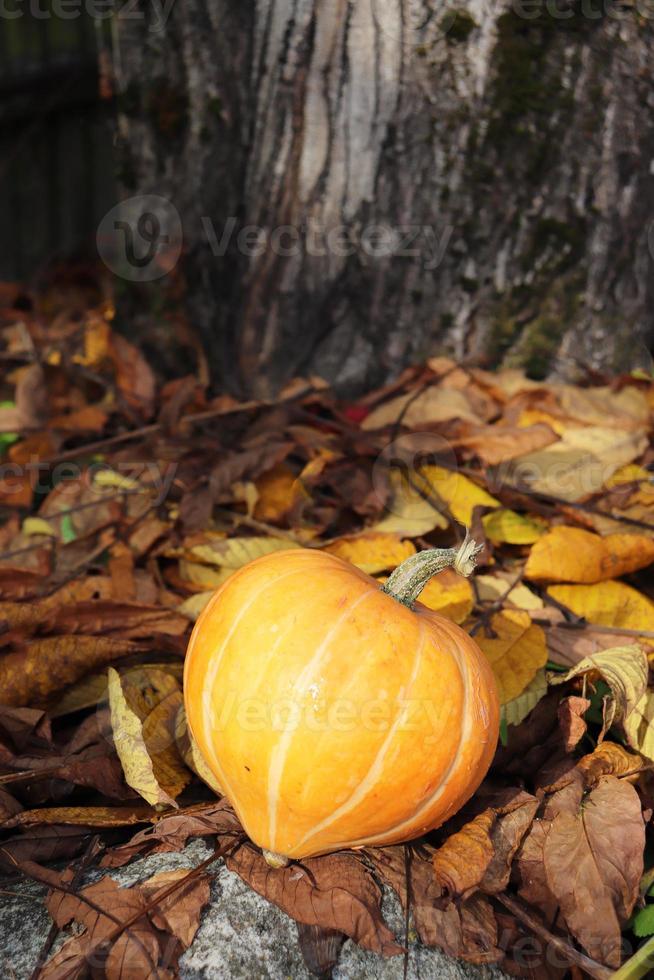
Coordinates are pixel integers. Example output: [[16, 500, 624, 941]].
[[495, 892, 612, 980]]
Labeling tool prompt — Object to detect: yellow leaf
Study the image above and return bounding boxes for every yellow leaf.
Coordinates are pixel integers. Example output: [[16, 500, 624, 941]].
[[371, 469, 449, 537], [420, 465, 500, 525], [605, 464, 651, 488], [93, 469, 140, 490], [624, 690, 654, 764], [525, 526, 654, 584], [516, 408, 567, 436], [323, 533, 415, 574], [179, 560, 233, 589], [547, 581, 654, 634], [175, 705, 223, 796], [254, 465, 300, 522], [549, 645, 653, 760], [549, 645, 648, 715], [231, 480, 259, 517], [50, 662, 184, 717], [189, 535, 300, 568], [475, 610, 548, 704], [417, 568, 474, 624], [501, 669, 548, 727], [482, 509, 548, 545], [178, 591, 214, 620], [22, 517, 57, 537], [503, 427, 648, 502], [108, 668, 190, 808], [475, 574, 544, 611]]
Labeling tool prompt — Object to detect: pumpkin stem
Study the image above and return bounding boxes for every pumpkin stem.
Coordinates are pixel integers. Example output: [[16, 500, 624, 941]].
[[381, 528, 483, 609]]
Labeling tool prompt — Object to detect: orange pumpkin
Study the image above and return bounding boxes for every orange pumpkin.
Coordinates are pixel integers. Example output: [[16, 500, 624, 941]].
[[183, 533, 499, 865]]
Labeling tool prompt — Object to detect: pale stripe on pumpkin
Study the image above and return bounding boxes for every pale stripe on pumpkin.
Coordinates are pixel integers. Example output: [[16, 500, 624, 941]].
[[333, 626, 471, 849], [295, 619, 427, 850], [266, 586, 378, 851], [198, 563, 315, 809]]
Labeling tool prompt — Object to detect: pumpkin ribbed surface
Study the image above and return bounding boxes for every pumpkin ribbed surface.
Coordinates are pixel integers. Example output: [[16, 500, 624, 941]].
[[183, 548, 499, 860]]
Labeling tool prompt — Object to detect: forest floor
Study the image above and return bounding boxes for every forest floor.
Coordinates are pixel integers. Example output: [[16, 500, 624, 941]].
[[1, 278, 654, 979]]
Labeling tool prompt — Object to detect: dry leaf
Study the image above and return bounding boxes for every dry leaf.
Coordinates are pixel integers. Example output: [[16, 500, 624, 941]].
[[362, 385, 481, 429], [501, 669, 548, 727], [0, 635, 146, 707], [323, 533, 415, 574], [547, 580, 654, 635], [557, 696, 591, 752], [482, 508, 548, 545], [525, 525, 654, 583], [543, 776, 644, 967], [107, 667, 187, 808], [433, 810, 496, 899], [502, 426, 648, 502], [475, 610, 548, 704], [226, 844, 403, 956]]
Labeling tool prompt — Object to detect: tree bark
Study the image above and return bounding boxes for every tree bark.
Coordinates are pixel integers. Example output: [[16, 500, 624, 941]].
[[115, 0, 654, 395]]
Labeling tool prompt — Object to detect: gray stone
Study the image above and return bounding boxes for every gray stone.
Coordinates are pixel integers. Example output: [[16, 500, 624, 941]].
[[0, 840, 504, 980]]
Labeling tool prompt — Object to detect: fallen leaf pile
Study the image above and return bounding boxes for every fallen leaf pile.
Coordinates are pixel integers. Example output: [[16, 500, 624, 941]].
[[1, 280, 654, 978]]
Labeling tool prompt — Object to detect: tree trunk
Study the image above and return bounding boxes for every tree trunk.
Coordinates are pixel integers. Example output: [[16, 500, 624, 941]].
[[114, 0, 654, 396]]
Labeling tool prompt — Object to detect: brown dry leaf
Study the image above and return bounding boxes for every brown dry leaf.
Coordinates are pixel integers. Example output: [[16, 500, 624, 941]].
[[100, 800, 240, 868], [42, 859, 210, 979], [543, 776, 645, 967], [456, 423, 558, 466], [576, 741, 642, 785], [226, 844, 402, 956], [323, 533, 415, 574], [50, 403, 108, 433], [525, 525, 654, 583], [1, 805, 156, 829], [474, 610, 548, 704], [557, 696, 591, 752], [433, 810, 496, 899], [107, 667, 189, 808], [0, 635, 146, 707], [139, 868, 211, 950], [556, 384, 650, 430], [480, 791, 540, 895], [209, 442, 294, 499], [369, 845, 503, 963], [362, 385, 482, 429], [544, 623, 647, 668], [108, 331, 156, 418], [0, 826, 95, 873], [42, 600, 188, 639]]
